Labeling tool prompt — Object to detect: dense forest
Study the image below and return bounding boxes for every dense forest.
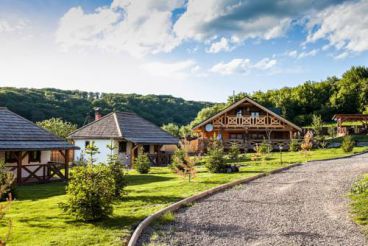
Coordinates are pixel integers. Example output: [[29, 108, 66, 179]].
[[0, 88, 212, 126], [1, 66, 367, 130], [187, 66, 368, 132]]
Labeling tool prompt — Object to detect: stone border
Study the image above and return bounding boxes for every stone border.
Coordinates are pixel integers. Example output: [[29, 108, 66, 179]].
[[127, 150, 368, 246], [127, 163, 301, 246]]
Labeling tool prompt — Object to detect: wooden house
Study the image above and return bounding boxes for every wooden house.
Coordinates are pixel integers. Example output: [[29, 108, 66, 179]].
[[68, 111, 179, 166], [0, 107, 78, 184], [192, 97, 302, 151]]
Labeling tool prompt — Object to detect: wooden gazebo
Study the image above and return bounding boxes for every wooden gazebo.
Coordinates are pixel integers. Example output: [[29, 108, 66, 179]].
[[332, 114, 368, 136], [0, 107, 79, 184]]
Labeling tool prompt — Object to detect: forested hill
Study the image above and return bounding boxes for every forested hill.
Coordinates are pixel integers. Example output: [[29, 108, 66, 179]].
[[0, 87, 212, 126], [190, 66, 368, 128]]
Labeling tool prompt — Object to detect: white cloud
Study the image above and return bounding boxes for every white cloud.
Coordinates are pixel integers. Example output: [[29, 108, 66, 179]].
[[210, 57, 276, 75], [56, 0, 185, 57], [334, 52, 349, 60], [0, 18, 27, 33], [306, 0, 368, 53], [141, 60, 198, 79], [207, 37, 231, 53], [286, 49, 319, 59]]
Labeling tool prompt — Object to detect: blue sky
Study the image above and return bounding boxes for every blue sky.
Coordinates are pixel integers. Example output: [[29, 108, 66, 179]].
[[0, 0, 367, 102]]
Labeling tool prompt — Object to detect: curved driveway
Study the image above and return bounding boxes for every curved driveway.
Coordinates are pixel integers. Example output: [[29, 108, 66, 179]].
[[139, 153, 368, 246]]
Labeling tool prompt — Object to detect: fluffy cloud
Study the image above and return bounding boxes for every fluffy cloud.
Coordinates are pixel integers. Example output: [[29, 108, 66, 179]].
[[210, 57, 276, 75], [287, 49, 319, 59], [56, 0, 344, 57], [141, 59, 197, 79], [56, 0, 184, 57], [0, 19, 26, 33], [306, 0, 368, 53]]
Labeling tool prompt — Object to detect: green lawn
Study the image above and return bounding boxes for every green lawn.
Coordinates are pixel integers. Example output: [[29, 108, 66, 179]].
[[329, 135, 368, 143], [350, 174, 368, 235], [1, 147, 368, 246]]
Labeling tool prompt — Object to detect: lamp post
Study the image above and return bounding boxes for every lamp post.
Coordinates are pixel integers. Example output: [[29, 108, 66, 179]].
[[279, 145, 283, 165]]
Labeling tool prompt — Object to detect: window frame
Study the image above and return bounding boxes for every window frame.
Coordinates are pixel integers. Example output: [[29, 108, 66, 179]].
[[28, 151, 41, 163], [5, 151, 17, 163]]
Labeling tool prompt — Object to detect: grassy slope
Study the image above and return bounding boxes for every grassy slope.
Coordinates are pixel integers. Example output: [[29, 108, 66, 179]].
[[1, 147, 368, 246]]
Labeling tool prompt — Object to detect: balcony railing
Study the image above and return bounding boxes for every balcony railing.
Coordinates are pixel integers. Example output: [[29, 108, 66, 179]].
[[213, 115, 283, 128]]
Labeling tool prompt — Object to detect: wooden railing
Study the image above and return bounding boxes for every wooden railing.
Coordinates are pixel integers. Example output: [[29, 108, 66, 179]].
[[223, 139, 291, 150], [6, 162, 68, 184], [213, 115, 283, 128]]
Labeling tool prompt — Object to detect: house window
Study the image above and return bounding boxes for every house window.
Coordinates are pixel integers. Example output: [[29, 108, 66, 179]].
[[236, 109, 242, 117], [5, 152, 17, 163], [85, 141, 90, 148], [251, 112, 259, 118], [118, 141, 127, 153], [28, 151, 41, 163]]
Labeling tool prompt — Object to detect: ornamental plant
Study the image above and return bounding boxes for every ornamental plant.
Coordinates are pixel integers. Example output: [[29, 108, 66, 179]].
[[134, 147, 151, 174], [205, 141, 226, 173], [171, 149, 196, 182], [228, 142, 240, 162], [341, 135, 355, 153], [60, 164, 115, 221], [289, 139, 299, 152]]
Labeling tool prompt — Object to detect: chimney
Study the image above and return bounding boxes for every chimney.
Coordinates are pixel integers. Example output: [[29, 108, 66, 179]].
[[94, 107, 102, 121]]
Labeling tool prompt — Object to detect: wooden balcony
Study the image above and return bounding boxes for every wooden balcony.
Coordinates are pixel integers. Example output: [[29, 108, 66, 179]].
[[213, 115, 284, 128]]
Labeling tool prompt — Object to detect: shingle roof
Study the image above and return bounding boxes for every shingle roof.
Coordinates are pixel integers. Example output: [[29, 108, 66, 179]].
[[68, 112, 179, 145], [0, 107, 78, 150]]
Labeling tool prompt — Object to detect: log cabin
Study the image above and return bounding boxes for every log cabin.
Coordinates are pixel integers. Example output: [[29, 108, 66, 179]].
[[68, 111, 179, 166], [0, 107, 78, 184], [192, 97, 302, 152]]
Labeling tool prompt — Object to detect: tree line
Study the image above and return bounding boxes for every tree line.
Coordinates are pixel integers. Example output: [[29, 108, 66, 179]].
[[0, 87, 212, 127]]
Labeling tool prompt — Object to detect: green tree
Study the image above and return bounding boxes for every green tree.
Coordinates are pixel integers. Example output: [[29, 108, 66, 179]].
[[85, 142, 100, 165], [228, 142, 240, 162], [36, 118, 77, 139], [171, 149, 196, 182], [205, 141, 226, 173], [311, 114, 323, 137], [134, 147, 151, 174], [162, 123, 180, 137], [106, 142, 127, 198], [341, 135, 355, 153]]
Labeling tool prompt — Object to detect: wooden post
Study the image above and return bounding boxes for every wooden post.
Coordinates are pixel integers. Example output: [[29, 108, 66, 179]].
[[16, 151, 22, 184], [64, 149, 70, 181]]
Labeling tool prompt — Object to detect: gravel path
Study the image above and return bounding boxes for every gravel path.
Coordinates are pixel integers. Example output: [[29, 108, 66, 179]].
[[139, 153, 368, 246]]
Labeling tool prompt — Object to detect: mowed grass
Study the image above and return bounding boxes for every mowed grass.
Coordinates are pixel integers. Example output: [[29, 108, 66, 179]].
[[350, 174, 368, 235], [1, 146, 367, 246]]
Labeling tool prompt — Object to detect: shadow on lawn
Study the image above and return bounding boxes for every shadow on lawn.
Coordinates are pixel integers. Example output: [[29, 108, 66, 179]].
[[15, 182, 66, 201], [126, 175, 174, 186], [123, 195, 182, 204]]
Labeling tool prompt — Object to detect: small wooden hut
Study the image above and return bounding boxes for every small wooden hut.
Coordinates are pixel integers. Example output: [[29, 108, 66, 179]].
[[332, 114, 368, 136], [0, 107, 78, 184]]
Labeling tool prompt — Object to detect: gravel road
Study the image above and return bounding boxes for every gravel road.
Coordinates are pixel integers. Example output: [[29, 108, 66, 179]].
[[139, 153, 368, 246]]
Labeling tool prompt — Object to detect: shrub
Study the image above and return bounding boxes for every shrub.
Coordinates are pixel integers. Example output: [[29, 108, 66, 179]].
[[351, 175, 368, 194], [228, 142, 240, 162], [289, 139, 299, 152], [341, 135, 355, 153], [301, 131, 313, 152], [171, 149, 196, 182], [0, 161, 15, 199], [205, 141, 226, 173], [134, 147, 151, 174], [60, 165, 115, 221]]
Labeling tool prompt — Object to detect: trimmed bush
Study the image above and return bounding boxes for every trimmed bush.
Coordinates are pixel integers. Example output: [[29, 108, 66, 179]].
[[134, 147, 151, 174], [341, 135, 355, 153], [60, 165, 115, 221]]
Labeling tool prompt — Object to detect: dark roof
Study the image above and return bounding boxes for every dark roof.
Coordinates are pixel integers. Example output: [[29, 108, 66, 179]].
[[332, 114, 368, 121], [0, 107, 78, 150], [68, 112, 179, 145]]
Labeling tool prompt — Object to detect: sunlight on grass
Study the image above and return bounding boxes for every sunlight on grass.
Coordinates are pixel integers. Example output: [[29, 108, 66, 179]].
[[1, 147, 367, 245]]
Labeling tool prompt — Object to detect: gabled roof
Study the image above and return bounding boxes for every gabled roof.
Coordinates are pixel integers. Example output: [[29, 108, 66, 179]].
[[192, 97, 302, 132], [0, 107, 77, 150], [68, 112, 179, 145]]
